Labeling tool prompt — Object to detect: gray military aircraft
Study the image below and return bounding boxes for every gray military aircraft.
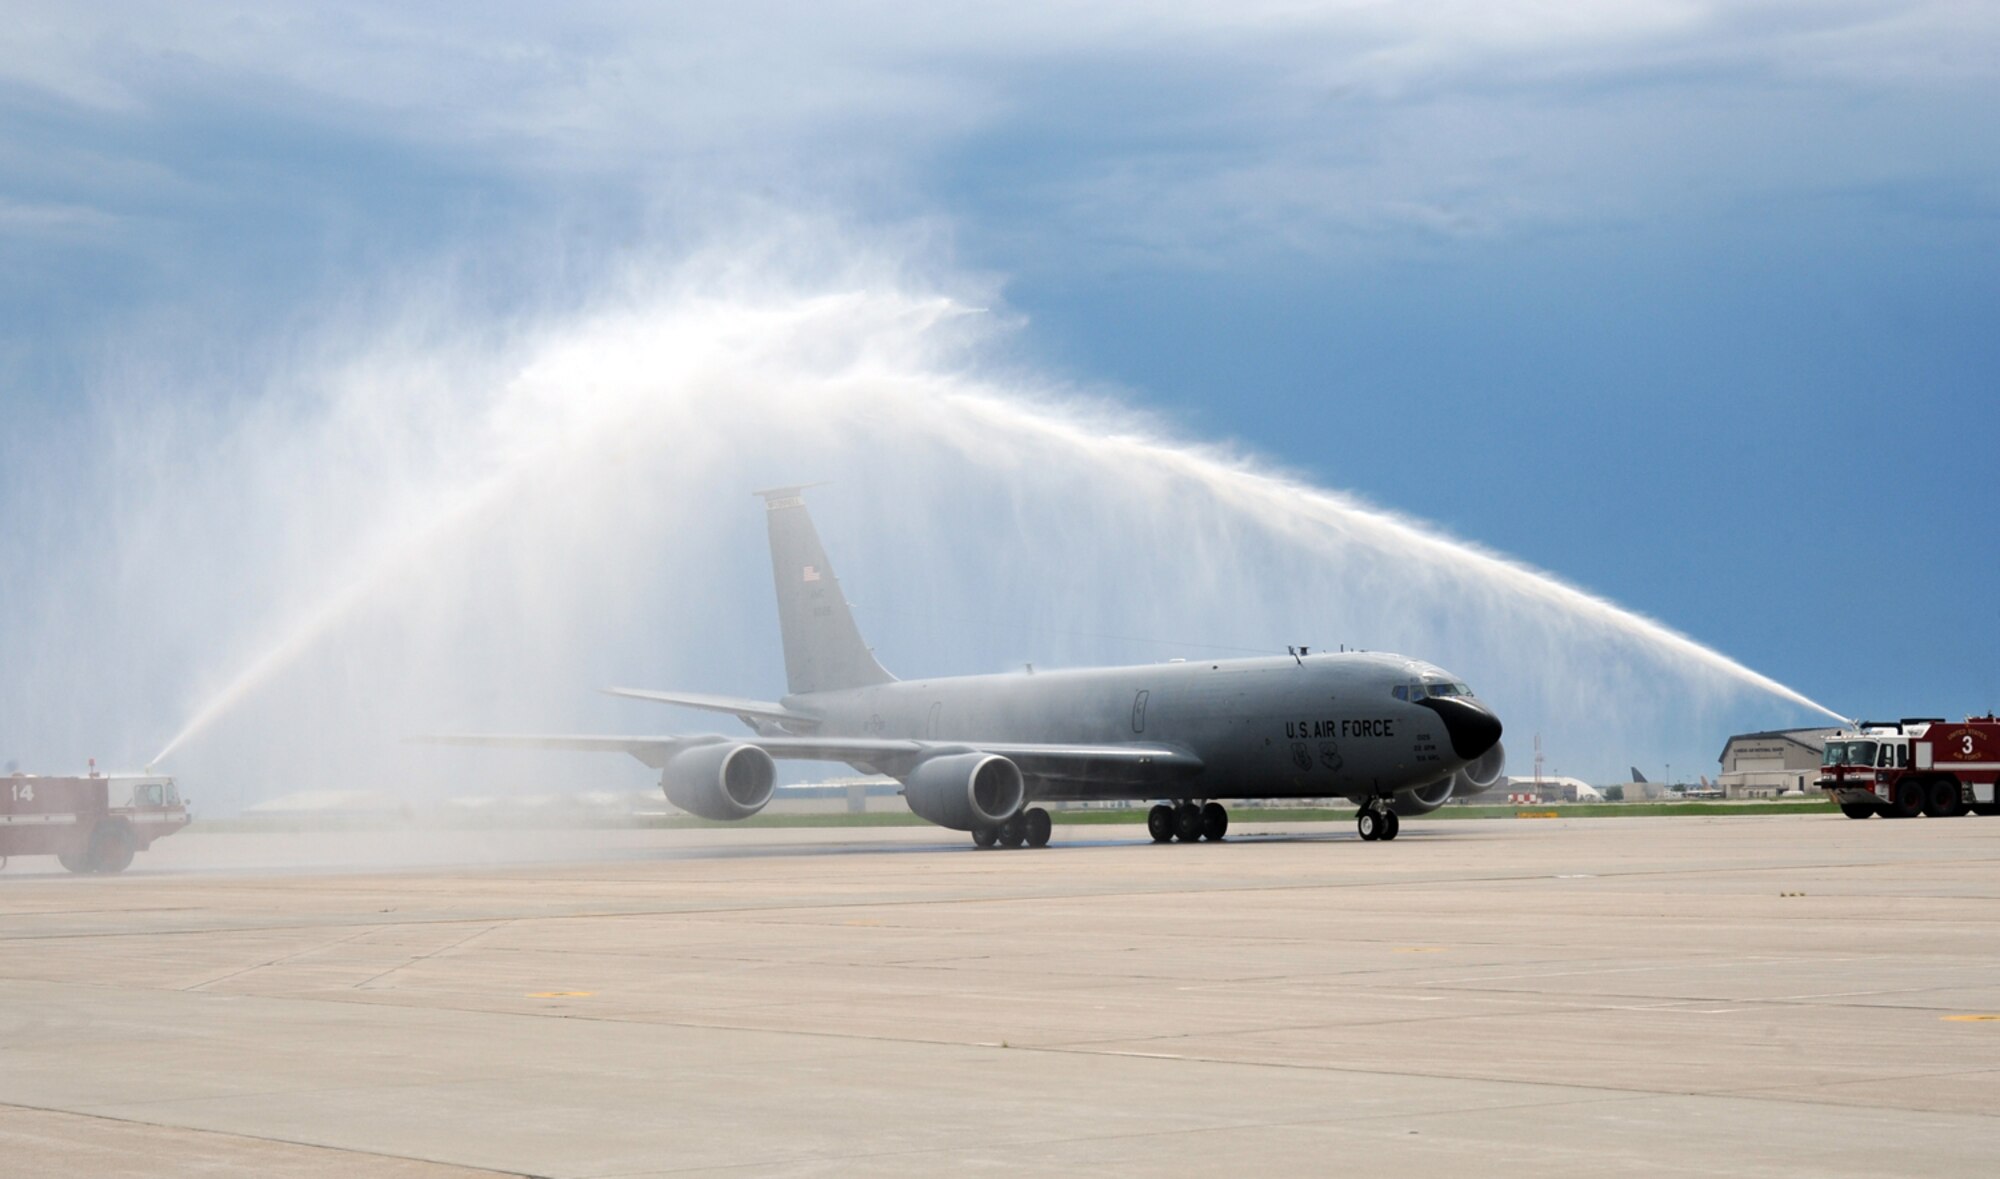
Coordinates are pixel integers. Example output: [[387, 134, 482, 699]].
[[433, 488, 1505, 847]]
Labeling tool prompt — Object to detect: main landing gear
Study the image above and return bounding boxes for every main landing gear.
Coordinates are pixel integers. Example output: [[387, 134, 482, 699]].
[[971, 807, 1052, 850], [1357, 801, 1400, 842], [1147, 801, 1228, 843]]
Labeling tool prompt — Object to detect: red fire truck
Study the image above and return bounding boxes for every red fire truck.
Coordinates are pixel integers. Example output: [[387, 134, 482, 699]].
[[0, 770, 190, 872], [1817, 716, 2000, 819]]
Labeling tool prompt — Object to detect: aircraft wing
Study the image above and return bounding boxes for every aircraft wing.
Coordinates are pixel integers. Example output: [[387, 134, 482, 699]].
[[422, 731, 1202, 782], [420, 733, 698, 768], [600, 688, 820, 734]]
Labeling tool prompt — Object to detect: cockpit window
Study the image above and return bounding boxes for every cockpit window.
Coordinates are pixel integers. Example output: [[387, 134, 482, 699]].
[[1423, 681, 1473, 698], [1392, 686, 1408, 701]]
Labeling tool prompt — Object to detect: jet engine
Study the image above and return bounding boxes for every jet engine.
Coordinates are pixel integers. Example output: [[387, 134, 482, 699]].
[[1390, 742, 1507, 816], [659, 742, 777, 821], [901, 753, 1025, 831], [1390, 777, 1456, 817], [1459, 741, 1507, 792]]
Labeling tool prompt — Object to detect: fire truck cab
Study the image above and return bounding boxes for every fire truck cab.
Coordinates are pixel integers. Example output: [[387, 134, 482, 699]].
[[1819, 716, 2000, 820]]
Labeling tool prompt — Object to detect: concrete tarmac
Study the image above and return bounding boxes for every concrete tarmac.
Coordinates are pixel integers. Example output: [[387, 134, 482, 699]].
[[5, 813, 2000, 1176]]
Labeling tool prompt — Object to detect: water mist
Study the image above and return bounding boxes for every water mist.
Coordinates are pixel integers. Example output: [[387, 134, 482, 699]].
[[0, 244, 1841, 811]]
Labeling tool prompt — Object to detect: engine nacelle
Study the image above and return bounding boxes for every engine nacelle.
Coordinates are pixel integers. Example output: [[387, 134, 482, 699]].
[[1460, 741, 1507, 791], [902, 753, 1025, 831], [1391, 777, 1456, 816], [659, 742, 777, 821], [1391, 742, 1507, 816]]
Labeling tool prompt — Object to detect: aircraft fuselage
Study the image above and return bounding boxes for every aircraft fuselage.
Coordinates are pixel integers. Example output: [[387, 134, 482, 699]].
[[789, 651, 1479, 805]]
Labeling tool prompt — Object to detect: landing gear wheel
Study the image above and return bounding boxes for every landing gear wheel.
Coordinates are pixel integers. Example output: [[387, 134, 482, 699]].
[[1357, 809, 1383, 842], [1885, 780, 1924, 819], [1147, 804, 1175, 843], [972, 827, 999, 849], [1174, 803, 1204, 842], [1925, 779, 1966, 818], [1200, 802, 1229, 841], [1024, 807, 1052, 848], [997, 816, 1028, 848], [1380, 810, 1401, 841], [1839, 803, 1877, 820]]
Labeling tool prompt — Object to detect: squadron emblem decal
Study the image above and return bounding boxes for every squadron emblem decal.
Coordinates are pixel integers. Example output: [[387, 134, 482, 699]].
[[1319, 741, 1342, 771], [1291, 742, 1313, 771]]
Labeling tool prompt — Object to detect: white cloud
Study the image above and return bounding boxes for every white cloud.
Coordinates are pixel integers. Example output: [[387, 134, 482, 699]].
[[0, 2, 1992, 262]]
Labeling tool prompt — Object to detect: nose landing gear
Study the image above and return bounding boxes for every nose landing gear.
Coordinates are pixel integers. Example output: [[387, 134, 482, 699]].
[[1357, 801, 1400, 842]]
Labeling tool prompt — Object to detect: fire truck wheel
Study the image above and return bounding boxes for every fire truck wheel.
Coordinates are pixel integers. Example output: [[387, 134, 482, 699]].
[[1924, 779, 1966, 819], [88, 824, 136, 874], [1838, 803, 1876, 820], [1885, 781, 1925, 819], [57, 850, 90, 874]]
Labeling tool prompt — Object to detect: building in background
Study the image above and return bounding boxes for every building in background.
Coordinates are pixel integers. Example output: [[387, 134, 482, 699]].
[[1716, 729, 1841, 798]]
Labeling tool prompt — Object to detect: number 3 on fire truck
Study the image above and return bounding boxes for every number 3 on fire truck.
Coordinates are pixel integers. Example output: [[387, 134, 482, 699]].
[[1966, 735, 1978, 757]]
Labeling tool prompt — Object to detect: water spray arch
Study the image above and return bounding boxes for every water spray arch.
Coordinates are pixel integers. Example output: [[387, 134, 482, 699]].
[[13, 259, 1841, 802]]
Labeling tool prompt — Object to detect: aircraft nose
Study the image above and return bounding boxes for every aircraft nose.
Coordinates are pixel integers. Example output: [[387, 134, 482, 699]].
[[1419, 695, 1504, 761]]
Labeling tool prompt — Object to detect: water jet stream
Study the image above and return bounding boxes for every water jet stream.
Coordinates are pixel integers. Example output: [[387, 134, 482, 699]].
[[140, 281, 1844, 778]]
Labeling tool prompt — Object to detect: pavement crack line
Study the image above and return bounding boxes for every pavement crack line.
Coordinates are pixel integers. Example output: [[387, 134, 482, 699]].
[[350, 921, 511, 990], [181, 924, 392, 992], [0, 1099, 546, 1178]]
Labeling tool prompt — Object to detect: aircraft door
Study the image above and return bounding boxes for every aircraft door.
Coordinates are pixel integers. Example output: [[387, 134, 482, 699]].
[[927, 701, 943, 739], [1132, 690, 1150, 734]]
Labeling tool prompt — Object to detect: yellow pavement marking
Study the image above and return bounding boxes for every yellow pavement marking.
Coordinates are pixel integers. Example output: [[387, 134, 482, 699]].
[[1942, 1014, 2000, 1022], [1515, 811, 1561, 819]]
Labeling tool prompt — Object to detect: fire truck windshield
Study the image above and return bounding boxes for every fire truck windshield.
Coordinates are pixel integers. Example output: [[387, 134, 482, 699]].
[[1823, 740, 1878, 767]]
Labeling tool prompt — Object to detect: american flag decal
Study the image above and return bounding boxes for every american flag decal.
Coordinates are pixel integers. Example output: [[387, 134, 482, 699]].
[[802, 565, 821, 582]]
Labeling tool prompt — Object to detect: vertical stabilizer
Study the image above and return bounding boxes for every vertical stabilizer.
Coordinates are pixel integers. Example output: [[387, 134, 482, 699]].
[[757, 488, 896, 695]]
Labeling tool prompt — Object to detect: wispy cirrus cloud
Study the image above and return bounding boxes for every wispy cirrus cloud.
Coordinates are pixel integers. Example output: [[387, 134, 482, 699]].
[[0, 3, 1993, 303]]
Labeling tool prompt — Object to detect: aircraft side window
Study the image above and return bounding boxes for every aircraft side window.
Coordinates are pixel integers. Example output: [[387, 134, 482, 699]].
[[1391, 686, 1407, 702], [1132, 690, 1149, 733]]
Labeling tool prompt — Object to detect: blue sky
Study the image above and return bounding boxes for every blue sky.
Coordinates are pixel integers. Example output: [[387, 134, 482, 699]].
[[3, 3, 1997, 784]]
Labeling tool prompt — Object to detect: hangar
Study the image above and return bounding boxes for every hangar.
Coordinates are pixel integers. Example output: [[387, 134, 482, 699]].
[[1716, 728, 1840, 798]]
